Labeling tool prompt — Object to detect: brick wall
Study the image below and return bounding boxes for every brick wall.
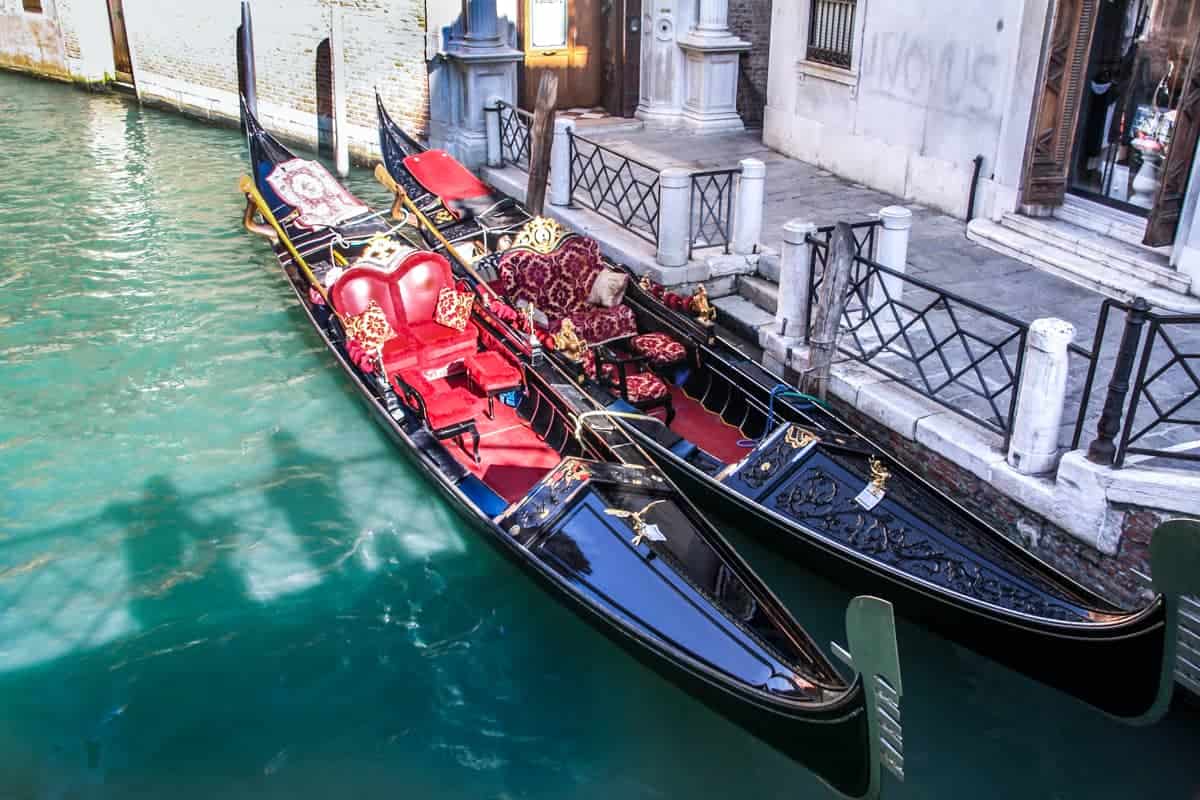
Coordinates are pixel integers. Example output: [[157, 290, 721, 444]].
[[117, 0, 428, 159], [727, 0, 771, 128]]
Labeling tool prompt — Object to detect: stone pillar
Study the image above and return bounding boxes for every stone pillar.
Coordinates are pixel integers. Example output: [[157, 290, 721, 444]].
[[677, 0, 749, 132], [330, 6, 350, 177], [431, 1, 522, 170], [657, 168, 692, 267], [870, 206, 913, 310], [637, 1, 689, 126], [732, 158, 765, 255], [550, 118, 575, 207], [485, 95, 503, 168], [775, 220, 817, 339], [1007, 318, 1076, 475]]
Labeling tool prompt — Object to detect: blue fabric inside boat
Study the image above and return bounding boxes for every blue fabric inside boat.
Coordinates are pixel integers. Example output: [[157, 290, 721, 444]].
[[459, 474, 509, 517]]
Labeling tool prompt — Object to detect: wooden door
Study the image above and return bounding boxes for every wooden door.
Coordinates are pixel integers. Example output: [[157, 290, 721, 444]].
[[107, 0, 134, 82], [1145, 27, 1200, 245], [521, 0, 605, 110], [1022, 0, 1098, 207], [619, 0, 642, 116]]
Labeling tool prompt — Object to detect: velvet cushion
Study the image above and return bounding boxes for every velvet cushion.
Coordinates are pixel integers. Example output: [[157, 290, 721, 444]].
[[624, 373, 670, 402], [587, 268, 629, 308], [407, 321, 479, 366], [344, 299, 398, 355], [561, 304, 638, 343], [498, 236, 604, 320], [397, 370, 477, 429], [434, 287, 474, 332], [631, 332, 686, 366], [465, 351, 522, 393], [265, 158, 368, 230], [381, 336, 420, 374]]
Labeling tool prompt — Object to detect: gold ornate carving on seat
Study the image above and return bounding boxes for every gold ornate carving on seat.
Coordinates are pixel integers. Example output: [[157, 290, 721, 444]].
[[552, 318, 587, 362], [691, 284, 717, 324], [868, 456, 891, 494], [638, 275, 652, 292], [512, 216, 571, 254]]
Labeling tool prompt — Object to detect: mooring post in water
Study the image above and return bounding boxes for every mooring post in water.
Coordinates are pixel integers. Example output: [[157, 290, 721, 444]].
[[526, 72, 558, 216], [803, 222, 855, 400], [330, 5, 350, 178]]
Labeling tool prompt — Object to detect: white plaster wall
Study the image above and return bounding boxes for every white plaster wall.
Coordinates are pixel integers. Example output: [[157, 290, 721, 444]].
[[765, 0, 1039, 219], [0, 0, 69, 79]]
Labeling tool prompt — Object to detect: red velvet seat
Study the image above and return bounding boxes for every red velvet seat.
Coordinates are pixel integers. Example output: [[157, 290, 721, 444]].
[[330, 250, 479, 373], [394, 369, 480, 462], [630, 332, 686, 366], [465, 351, 522, 393]]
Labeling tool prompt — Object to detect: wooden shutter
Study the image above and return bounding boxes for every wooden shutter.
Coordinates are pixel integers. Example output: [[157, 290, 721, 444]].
[[1022, 0, 1098, 207], [1144, 32, 1200, 246]]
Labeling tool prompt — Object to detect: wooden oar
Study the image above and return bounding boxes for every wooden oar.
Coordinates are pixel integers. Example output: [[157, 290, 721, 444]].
[[373, 163, 499, 300]]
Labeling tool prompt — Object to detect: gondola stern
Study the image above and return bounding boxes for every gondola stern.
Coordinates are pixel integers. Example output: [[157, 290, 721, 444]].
[[829, 595, 904, 800]]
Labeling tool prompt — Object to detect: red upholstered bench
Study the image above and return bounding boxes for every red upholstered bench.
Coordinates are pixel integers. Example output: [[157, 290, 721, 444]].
[[629, 332, 686, 367], [464, 351, 523, 419]]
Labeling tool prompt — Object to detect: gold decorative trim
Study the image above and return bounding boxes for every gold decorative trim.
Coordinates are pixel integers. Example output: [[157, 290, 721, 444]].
[[552, 318, 587, 362], [868, 456, 891, 494], [512, 216, 570, 254], [692, 284, 717, 324], [785, 427, 819, 450]]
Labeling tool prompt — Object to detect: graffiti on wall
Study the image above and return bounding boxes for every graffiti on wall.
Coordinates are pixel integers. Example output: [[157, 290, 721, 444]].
[[858, 31, 1001, 124]]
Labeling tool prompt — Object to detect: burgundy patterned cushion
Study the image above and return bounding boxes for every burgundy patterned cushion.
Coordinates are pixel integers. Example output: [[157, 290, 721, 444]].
[[498, 237, 604, 320], [630, 333, 686, 366], [561, 304, 637, 344], [624, 373, 669, 402]]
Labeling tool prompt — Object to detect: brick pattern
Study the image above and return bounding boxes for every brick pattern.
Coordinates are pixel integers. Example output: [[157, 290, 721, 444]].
[[119, 0, 428, 153], [827, 394, 1159, 610], [727, 0, 771, 128]]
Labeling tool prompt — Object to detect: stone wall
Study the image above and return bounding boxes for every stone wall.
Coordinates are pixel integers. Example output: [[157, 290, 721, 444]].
[[118, 0, 429, 160], [763, 0, 1046, 219], [827, 394, 1160, 609], [0, 0, 69, 79], [727, 0, 770, 128]]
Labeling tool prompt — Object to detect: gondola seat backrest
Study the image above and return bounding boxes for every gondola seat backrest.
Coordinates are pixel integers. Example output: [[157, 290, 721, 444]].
[[391, 250, 455, 325], [329, 266, 405, 332]]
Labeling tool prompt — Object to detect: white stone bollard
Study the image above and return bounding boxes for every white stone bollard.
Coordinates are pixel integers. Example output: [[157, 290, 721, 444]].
[[870, 205, 912, 309], [330, 6, 350, 177], [549, 118, 575, 207], [732, 158, 765, 255], [775, 219, 817, 339], [656, 167, 692, 268], [485, 95, 503, 168], [1007, 318, 1076, 475]]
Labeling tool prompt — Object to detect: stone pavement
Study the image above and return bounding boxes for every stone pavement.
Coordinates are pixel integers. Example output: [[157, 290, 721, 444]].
[[581, 125, 1200, 462]]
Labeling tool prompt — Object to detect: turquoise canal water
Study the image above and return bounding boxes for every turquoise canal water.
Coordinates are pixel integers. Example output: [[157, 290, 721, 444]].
[[1, 71, 1197, 799]]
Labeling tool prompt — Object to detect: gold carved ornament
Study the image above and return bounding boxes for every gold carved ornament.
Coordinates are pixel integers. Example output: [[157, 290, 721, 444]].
[[868, 456, 891, 494], [552, 318, 587, 362], [691, 284, 717, 324], [512, 216, 570, 254], [785, 426, 819, 450]]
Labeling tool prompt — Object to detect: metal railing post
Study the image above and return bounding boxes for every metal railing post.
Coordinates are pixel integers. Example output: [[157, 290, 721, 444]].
[[1087, 297, 1152, 465], [485, 95, 502, 168]]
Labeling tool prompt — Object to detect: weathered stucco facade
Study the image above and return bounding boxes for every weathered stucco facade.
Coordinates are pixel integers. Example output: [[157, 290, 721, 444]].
[[0, 0, 69, 78]]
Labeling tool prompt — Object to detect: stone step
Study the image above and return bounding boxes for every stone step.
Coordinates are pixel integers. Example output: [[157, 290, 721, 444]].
[[1056, 194, 1154, 247], [712, 294, 775, 343], [757, 251, 781, 283], [999, 213, 1189, 294], [966, 219, 1200, 313], [737, 274, 779, 315]]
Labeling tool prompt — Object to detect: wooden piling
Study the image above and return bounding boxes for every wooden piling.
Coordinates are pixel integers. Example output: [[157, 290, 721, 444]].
[[526, 73, 559, 216], [803, 222, 855, 400]]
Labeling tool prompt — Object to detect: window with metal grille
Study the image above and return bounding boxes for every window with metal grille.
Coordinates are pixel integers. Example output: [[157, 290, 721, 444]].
[[23, 0, 43, 12], [806, 0, 857, 69]]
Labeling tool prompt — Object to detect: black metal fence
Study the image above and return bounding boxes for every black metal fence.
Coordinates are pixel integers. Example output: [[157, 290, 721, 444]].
[[808, 223, 1031, 441], [493, 101, 532, 171], [1072, 298, 1200, 469], [807, 0, 857, 69], [568, 130, 661, 244], [689, 169, 738, 258]]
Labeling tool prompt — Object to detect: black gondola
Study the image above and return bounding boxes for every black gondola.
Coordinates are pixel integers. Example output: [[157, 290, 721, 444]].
[[375, 95, 1197, 724], [237, 102, 906, 799]]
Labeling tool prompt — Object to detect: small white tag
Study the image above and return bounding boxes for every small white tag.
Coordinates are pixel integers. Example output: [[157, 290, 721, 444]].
[[639, 523, 667, 542], [854, 484, 886, 511]]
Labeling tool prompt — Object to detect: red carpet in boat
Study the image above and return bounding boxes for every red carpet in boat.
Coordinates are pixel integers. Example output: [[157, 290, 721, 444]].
[[435, 373, 561, 503], [666, 385, 753, 465]]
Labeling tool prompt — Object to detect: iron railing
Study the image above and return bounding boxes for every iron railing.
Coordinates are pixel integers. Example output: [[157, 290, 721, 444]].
[[688, 169, 738, 258], [1072, 298, 1200, 468], [808, 227, 1030, 441], [568, 130, 661, 244], [807, 0, 857, 69], [492, 100, 532, 171]]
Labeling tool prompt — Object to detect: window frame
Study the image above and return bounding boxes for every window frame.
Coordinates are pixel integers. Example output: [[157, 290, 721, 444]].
[[798, 0, 868, 87], [23, 0, 44, 13]]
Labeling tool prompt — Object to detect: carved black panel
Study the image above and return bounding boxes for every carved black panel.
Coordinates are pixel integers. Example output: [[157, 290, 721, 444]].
[[769, 460, 1088, 621]]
